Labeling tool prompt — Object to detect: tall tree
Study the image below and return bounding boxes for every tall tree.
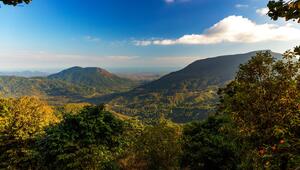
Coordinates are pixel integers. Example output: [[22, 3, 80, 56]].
[[37, 105, 126, 169], [181, 116, 240, 170], [219, 51, 300, 169], [121, 118, 182, 170]]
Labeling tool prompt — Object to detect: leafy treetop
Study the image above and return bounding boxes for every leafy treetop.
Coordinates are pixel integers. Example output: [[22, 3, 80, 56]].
[[219, 50, 300, 169], [268, 0, 300, 22], [0, 0, 31, 5]]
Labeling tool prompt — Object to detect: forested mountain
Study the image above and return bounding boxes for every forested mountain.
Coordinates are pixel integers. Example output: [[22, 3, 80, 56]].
[[108, 51, 282, 122], [140, 50, 282, 92], [0, 67, 138, 105], [48, 67, 136, 91]]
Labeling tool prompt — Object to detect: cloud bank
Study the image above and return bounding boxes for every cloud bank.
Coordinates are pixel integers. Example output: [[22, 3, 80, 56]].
[[135, 15, 300, 46]]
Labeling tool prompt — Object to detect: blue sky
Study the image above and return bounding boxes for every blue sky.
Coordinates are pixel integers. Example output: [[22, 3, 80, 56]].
[[0, 0, 300, 73]]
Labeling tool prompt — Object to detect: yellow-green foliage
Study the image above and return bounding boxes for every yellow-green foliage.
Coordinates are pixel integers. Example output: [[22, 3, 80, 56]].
[[0, 96, 58, 169], [0, 96, 58, 140], [109, 87, 218, 123]]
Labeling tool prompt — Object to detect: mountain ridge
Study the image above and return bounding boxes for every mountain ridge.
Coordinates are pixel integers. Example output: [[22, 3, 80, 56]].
[[107, 50, 282, 122], [138, 50, 282, 92], [0, 66, 138, 105]]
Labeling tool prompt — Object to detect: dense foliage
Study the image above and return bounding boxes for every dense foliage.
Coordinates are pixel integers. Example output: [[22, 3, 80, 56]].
[[109, 87, 218, 123], [37, 105, 126, 169], [0, 97, 58, 169], [121, 118, 182, 170], [181, 116, 240, 170], [268, 0, 300, 22], [219, 50, 300, 169], [0, 77, 98, 103], [0, 0, 31, 5]]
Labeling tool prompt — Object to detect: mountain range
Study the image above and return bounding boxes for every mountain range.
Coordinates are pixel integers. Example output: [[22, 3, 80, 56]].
[[0, 67, 137, 104], [0, 50, 282, 122], [139, 51, 282, 92], [107, 50, 282, 122]]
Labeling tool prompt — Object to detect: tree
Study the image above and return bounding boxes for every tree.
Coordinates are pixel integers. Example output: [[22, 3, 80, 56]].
[[268, 0, 300, 22], [121, 118, 182, 170], [0, 0, 31, 5], [181, 116, 240, 170], [219, 51, 300, 169], [0, 96, 58, 169], [37, 105, 126, 169]]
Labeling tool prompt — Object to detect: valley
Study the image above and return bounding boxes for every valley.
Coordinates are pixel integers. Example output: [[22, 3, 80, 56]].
[[0, 50, 282, 122]]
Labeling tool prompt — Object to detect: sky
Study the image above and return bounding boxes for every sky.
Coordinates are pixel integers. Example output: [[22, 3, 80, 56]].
[[0, 0, 300, 73]]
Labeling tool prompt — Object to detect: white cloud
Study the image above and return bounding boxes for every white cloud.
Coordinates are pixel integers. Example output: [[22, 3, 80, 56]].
[[84, 35, 100, 42], [133, 40, 152, 46], [165, 0, 175, 3], [134, 15, 300, 46], [256, 8, 269, 16], [164, 0, 190, 4], [235, 4, 249, 8]]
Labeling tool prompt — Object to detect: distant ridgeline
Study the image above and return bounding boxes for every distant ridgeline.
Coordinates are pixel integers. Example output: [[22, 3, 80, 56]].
[[0, 51, 282, 122], [0, 67, 138, 105], [107, 51, 282, 122]]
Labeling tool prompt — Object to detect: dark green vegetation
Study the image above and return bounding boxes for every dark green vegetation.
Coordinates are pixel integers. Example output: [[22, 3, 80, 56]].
[[37, 105, 126, 169], [0, 0, 31, 5], [0, 67, 138, 105], [108, 51, 282, 122], [181, 116, 240, 170], [268, 0, 300, 22]]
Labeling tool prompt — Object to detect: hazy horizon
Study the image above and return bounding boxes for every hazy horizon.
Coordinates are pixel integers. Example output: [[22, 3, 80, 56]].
[[0, 66, 180, 75], [0, 49, 283, 74]]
